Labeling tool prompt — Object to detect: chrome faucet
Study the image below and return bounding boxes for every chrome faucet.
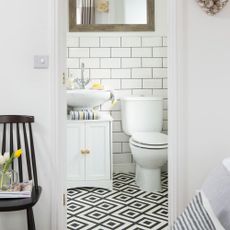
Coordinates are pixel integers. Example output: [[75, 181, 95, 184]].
[[75, 63, 90, 89]]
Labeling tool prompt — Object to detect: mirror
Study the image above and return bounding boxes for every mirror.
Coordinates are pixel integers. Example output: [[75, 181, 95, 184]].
[[69, 0, 155, 32]]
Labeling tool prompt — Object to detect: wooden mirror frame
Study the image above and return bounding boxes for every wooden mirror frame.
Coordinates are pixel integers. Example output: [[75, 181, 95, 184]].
[[69, 0, 155, 32]]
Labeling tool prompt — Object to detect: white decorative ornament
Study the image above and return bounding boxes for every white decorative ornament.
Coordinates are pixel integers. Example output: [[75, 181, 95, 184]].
[[196, 0, 229, 15]]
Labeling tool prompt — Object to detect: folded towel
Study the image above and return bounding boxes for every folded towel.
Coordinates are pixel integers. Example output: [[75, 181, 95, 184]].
[[69, 109, 99, 120]]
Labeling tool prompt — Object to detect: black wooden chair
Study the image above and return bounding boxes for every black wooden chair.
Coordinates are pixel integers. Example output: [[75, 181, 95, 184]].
[[0, 115, 42, 230]]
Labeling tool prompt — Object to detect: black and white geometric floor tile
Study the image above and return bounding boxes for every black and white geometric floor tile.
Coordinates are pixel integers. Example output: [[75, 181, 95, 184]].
[[67, 172, 168, 230]]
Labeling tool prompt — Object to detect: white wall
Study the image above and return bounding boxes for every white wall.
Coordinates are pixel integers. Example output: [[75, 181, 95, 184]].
[[0, 1, 53, 230], [155, 0, 167, 35], [180, 1, 230, 204]]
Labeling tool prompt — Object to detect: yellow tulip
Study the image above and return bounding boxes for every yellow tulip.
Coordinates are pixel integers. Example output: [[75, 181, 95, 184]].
[[14, 149, 23, 158]]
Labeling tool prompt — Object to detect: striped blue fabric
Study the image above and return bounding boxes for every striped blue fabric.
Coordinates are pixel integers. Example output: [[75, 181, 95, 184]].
[[172, 192, 217, 230]]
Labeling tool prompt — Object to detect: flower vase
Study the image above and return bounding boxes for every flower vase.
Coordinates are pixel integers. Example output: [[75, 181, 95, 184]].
[[0, 170, 18, 191]]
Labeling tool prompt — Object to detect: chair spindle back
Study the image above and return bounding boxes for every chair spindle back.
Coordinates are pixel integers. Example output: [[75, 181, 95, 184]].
[[0, 115, 38, 189]]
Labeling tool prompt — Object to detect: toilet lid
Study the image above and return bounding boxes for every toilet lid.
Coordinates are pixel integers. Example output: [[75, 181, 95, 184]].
[[132, 132, 168, 146]]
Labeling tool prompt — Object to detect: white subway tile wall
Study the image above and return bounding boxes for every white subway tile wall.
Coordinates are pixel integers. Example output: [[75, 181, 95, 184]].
[[112, 48, 131, 58], [100, 37, 121, 47], [67, 35, 168, 161]]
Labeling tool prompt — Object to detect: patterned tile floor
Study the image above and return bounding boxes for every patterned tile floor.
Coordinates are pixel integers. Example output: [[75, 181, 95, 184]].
[[67, 172, 168, 230]]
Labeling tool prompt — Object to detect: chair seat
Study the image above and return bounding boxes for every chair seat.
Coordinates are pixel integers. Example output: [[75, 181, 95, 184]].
[[0, 186, 42, 212]]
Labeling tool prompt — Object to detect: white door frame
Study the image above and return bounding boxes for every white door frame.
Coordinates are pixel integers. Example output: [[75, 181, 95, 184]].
[[168, 0, 186, 224], [50, 0, 68, 229], [50, 0, 186, 228]]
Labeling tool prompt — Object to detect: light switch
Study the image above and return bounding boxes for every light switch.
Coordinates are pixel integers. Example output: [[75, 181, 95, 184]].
[[34, 55, 49, 69]]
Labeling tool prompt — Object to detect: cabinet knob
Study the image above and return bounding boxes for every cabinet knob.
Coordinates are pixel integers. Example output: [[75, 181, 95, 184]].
[[85, 149, 90, 154], [80, 149, 90, 154], [81, 149, 86, 154]]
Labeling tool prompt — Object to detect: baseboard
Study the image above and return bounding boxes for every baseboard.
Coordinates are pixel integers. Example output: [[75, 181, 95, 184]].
[[113, 163, 135, 173]]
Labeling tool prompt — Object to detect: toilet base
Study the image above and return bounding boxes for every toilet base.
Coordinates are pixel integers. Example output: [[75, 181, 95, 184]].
[[135, 164, 162, 192]]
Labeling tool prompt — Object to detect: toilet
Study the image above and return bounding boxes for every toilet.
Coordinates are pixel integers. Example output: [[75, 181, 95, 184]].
[[120, 96, 168, 192]]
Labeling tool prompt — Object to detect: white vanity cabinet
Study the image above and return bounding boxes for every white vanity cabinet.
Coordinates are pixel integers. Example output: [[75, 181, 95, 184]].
[[67, 117, 113, 190]]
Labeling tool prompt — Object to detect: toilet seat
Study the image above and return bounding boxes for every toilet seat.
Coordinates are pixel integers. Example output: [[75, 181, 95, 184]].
[[130, 132, 168, 149]]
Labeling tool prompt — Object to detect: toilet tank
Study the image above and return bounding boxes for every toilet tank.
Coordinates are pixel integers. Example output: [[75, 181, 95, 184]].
[[120, 97, 163, 136]]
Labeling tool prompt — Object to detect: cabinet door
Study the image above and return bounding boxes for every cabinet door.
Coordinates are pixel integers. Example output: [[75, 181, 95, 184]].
[[67, 123, 85, 182], [85, 122, 111, 181]]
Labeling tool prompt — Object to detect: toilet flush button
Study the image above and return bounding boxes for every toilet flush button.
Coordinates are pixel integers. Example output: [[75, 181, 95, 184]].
[[34, 55, 49, 69]]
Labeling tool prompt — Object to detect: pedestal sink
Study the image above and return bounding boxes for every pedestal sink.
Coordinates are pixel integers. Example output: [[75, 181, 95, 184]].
[[67, 89, 111, 109]]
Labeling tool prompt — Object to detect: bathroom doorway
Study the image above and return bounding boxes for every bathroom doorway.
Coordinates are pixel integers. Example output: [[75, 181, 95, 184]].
[[52, 0, 184, 229], [66, 0, 169, 228]]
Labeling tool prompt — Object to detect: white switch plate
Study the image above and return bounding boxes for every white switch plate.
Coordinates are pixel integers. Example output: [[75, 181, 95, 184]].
[[34, 55, 49, 69]]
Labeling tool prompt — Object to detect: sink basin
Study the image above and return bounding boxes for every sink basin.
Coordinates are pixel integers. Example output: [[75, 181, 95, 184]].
[[67, 89, 111, 108]]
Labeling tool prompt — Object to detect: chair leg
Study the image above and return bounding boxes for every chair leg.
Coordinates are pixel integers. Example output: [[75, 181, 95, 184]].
[[27, 208, 36, 230]]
